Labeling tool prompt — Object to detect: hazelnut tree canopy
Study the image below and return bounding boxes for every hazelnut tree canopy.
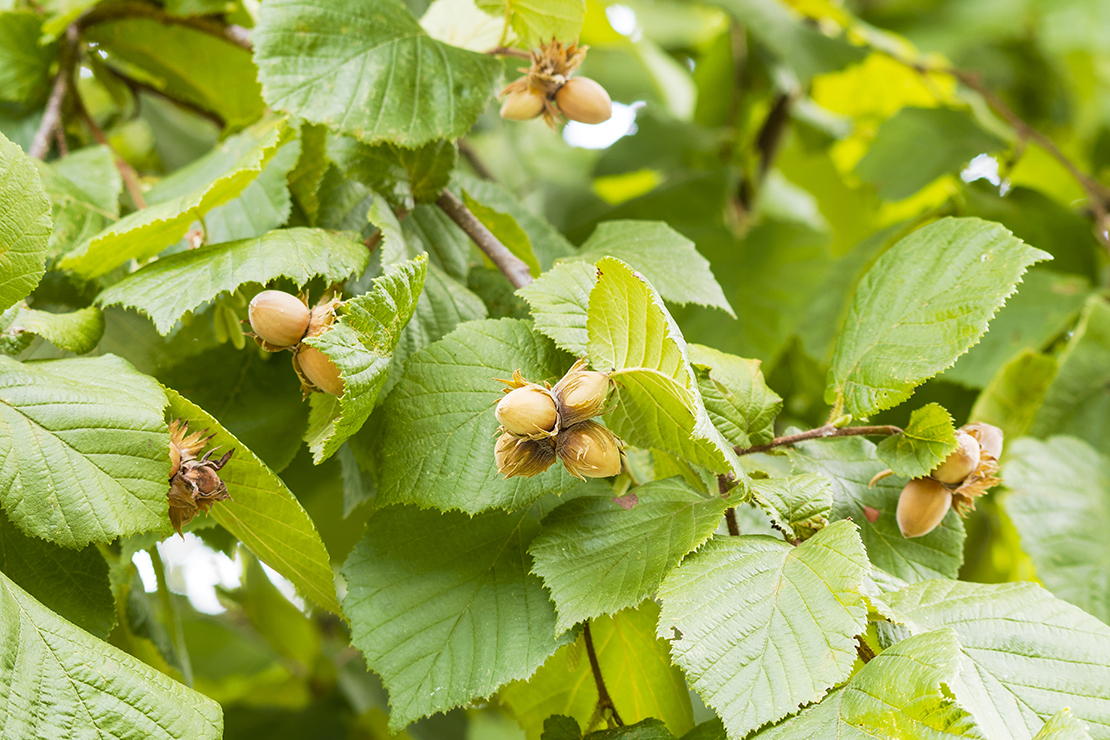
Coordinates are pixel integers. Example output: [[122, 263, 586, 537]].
[[1, 0, 1109, 739]]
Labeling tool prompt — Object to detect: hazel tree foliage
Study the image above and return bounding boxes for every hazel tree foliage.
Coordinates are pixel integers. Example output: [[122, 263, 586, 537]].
[[0, 0, 1109, 739]]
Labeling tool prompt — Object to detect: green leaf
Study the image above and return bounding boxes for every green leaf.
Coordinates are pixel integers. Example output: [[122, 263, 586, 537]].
[[789, 436, 966, 582], [0, 132, 51, 313], [474, 0, 585, 48], [1003, 436, 1110, 624], [529, 477, 729, 634], [501, 601, 694, 739], [876, 403, 957, 479], [84, 18, 264, 130], [1030, 296, 1110, 457], [1032, 710, 1093, 740], [287, 122, 329, 225], [0, 508, 114, 639], [0, 354, 169, 548], [0, 570, 223, 739], [656, 520, 869, 739], [750, 473, 833, 542], [254, 0, 503, 147], [164, 389, 341, 615], [688, 344, 781, 449], [826, 217, 1050, 417], [855, 107, 1006, 201], [3, 305, 105, 355], [201, 134, 302, 243], [36, 147, 121, 260], [464, 190, 542, 278], [97, 228, 369, 335], [750, 628, 983, 740], [884, 579, 1110, 740], [944, 269, 1092, 389], [588, 257, 741, 476], [519, 260, 596, 356], [332, 136, 457, 206], [341, 503, 571, 731], [0, 13, 56, 106], [968, 349, 1058, 442], [708, 0, 866, 83], [303, 256, 427, 463], [375, 318, 579, 512], [567, 221, 733, 316], [395, 203, 472, 280], [60, 117, 293, 280], [456, 173, 575, 270]]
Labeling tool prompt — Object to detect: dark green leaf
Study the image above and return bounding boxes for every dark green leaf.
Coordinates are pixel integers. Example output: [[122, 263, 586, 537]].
[[689, 343, 781, 449], [332, 136, 457, 206], [0, 13, 56, 106]]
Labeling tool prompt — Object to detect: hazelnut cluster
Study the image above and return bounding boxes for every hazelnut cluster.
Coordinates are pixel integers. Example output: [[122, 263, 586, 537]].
[[494, 359, 621, 480], [895, 422, 1003, 538], [247, 289, 344, 397], [499, 40, 612, 127], [167, 419, 233, 536]]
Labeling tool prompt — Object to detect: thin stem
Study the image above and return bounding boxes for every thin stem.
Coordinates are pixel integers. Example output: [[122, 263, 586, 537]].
[[436, 190, 533, 288], [458, 139, 495, 181], [756, 92, 793, 178], [487, 45, 530, 60], [736, 424, 903, 457], [107, 65, 225, 127], [76, 0, 252, 52], [719, 475, 741, 536], [583, 623, 624, 728], [149, 546, 194, 687]]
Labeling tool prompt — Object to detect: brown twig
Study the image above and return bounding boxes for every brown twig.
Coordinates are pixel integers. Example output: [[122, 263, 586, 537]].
[[855, 636, 876, 664], [30, 60, 71, 159], [486, 45, 531, 59], [756, 93, 793, 178], [736, 424, 903, 457], [719, 475, 741, 536], [76, 0, 252, 52], [930, 64, 1110, 254], [458, 139, 495, 181], [583, 623, 624, 728], [436, 190, 533, 288], [71, 80, 147, 209]]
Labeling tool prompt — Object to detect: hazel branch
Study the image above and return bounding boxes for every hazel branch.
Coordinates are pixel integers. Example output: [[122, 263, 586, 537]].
[[583, 622, 624, 728], [736, 424, 903, 457], [855, 635, 877, 664], [436, 190, 534, 289], [72, 82, 148, 209], [76, 0, 252, 52], [486, 45, 531, 59], [29, 62, 71, 159]]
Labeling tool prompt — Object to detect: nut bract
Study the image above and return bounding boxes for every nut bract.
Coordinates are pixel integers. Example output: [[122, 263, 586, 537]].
[[297, 345, 344, 396], [552, 359, 609, 427], [897, 477, 952, 538], [496, 385, 558, 437], [556, 77, 612, 124], [500, 88, 546, 120], [249, 290, 310, 348], [931, 430, 981, 484], [557, 420, 621, 479], [495, 432, 557, 478]]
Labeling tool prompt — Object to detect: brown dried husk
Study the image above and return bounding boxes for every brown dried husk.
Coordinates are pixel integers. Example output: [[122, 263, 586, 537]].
[[495, 432, 557, 478], [950, 450, 1002, 516], [166, 420, 234, 536], [499, 39, 590, 129]]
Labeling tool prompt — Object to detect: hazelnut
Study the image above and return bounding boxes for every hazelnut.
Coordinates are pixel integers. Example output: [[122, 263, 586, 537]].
[[496, 385, 558, 437], [297, 345, 344, 396], [495, 432, 557, 478], [552, 360, 609, 427], [962, 422, 1003, 460], [555, 77, 612, 124], [896, 477, 952, 538], [500, 88, 546, 121], [249, 290, 310, 348], [556, 420, 621, 479], [931, 431, 981, 485]]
